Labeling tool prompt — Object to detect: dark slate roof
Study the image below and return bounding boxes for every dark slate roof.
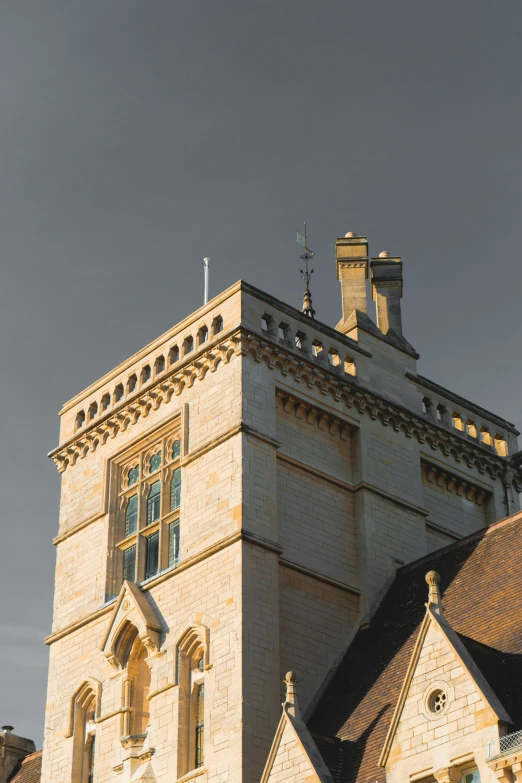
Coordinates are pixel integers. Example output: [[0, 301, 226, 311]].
[[307, 511, 522, 783], [8, 751, 42, 783]]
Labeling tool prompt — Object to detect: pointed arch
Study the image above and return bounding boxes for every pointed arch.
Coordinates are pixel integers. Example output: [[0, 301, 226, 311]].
[[174, 623, 211, 684], [174, 622, 211, 776], [66, 677, 102, 738], [101, 580, 162, 669], [67, 677, 101, 783]]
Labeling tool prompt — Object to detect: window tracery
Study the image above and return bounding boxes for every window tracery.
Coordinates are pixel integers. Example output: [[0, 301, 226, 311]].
[[114, 425, 182, 587]]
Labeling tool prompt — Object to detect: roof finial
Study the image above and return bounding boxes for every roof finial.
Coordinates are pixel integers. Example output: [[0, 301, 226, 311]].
[[296, 223, 316, 319], [284, 671, 300, 718], [425, 570, 444, 614]]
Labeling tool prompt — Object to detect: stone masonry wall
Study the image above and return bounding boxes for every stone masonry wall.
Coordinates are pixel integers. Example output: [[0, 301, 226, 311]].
[[278, 566, 358, 714], [422, 476, 489, 539], [388, 620, 499, 783], [43, 542, 243, 783]]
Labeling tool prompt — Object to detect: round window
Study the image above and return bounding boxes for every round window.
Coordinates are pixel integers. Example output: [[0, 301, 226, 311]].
[[428, 689, 447, 714]]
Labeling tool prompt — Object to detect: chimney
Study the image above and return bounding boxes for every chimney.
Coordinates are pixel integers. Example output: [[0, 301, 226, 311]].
[[335, 233, 369, 329], [370, 251, 404, 335], [0, 727, 35, 783]]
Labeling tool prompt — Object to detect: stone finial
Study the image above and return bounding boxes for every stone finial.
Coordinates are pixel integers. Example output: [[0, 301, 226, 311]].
[[345, 231, 358, 237], [378, 250, 390, 258], [284, 671, 300, 718], [425, 570, 444, 614]]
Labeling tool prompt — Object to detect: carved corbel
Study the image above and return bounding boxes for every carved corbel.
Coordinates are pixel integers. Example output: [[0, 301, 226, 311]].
[[437, 472, 447, 489], [306, 409, 318, 426], [329, 420, 340, 436], [295, 403, 307, 420]]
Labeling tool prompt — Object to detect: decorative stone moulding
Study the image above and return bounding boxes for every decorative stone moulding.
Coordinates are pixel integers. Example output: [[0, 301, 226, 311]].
[[49, 327, 521, 491], [421, 461, 488, 505]]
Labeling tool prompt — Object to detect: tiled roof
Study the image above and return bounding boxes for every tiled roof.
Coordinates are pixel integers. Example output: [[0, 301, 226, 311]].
[[307, 511, 522, 783], [8, 750, 42, 783]]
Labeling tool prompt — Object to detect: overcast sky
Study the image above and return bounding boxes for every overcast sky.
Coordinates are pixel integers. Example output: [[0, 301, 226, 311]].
[[1, 0, 521, 745]]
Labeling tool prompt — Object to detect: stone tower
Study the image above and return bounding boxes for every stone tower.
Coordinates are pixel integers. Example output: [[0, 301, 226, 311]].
[[42, 233, 521, 783]]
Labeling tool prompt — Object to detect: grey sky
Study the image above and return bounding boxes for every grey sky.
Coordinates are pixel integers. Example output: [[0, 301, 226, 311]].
[[1, 0, 521, 745]]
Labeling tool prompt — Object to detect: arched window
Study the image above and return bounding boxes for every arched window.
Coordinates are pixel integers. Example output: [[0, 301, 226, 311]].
[[69, 681, 100, 783], [176, 632, 207, 776], [118, 629, 152, 743]]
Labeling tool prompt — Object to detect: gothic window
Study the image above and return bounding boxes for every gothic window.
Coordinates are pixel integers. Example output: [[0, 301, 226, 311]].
[[176, 630, 208, 777], [125, 495, 138, 536], [128, 466, 139, 487], [195, 683, 205, 769], [75, 410, 85, 430], [69, 681, 100, 783], [170, 468, 181, 511], [147, 481, 161, 525], [127, 374, 137, 394], [118, 628, 151, 743], [115, 427, 182, 586]]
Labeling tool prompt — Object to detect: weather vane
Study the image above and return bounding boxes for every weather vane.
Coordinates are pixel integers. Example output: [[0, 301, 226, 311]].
[[296, 222, 316, 318]]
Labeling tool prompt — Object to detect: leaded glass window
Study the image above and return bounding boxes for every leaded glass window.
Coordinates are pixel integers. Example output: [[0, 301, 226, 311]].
[[195, 684, 204, 768], [123, 545, 136, 582], [116, 425, 182, 587], [87, 736, 95, 783], [128, 466, 139, 486], [170, 468, 181, 511], [150, 451, 162, 472], [147, 481, 161, 525], [125, 495, 138, 537], [145, 532, 159, 579], [168, 521, 180, 567]]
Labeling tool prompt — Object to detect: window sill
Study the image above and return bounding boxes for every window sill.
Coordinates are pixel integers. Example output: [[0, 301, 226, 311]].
[[175, 768, 207, 783]]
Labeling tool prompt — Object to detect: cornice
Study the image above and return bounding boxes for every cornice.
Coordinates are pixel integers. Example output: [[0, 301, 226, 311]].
[[242, 332, 513, 484], [49, 328, 242, 473], [49, 326, 519, 489], [406, 371, 519, 434]]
